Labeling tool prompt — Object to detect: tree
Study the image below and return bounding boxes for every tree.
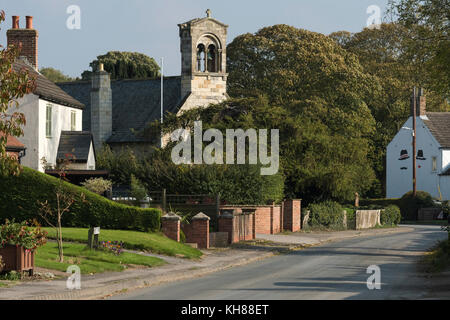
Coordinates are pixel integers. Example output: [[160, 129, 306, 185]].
[[39, 67, 75, 82], [38, 157, 85, 263], [330, 22, 449, 197], [0, 11, 36, 176], [81, 51, 160, 80], [155, 93, 374, 204], [387, 0, 450, 97], [223, 25, 377, 202]]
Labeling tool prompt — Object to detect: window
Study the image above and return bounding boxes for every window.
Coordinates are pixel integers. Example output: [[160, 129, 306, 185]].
[[432, 156, 437, 172], [46, 104, 52, 137], [71, 111, 76, 131]]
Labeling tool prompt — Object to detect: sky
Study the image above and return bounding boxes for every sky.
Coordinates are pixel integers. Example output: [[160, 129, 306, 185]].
[[0, 0, 390, 78]]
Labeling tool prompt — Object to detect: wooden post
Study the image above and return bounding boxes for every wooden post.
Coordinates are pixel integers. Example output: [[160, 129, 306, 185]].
[[87, 227, 94, 249], [162, 188, 167, 214]]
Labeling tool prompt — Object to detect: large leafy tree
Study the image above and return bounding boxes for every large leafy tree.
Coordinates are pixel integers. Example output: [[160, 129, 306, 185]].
[[221, 25, 377, 202], [0, 11, 35, 176], [81, 51, 160, 80], [330, 22, 449, 196], [387, 0, 450, 97], [39, 67, 75, 83]]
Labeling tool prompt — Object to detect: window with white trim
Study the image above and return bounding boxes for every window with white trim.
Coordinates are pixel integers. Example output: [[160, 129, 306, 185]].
[[432, 156, 437, 172], [46, 104, 52, 137], [71, 111, 76, 131]]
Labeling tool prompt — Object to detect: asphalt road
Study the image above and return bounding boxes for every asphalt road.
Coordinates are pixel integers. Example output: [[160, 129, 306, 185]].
[[111, 225, 448, 300]]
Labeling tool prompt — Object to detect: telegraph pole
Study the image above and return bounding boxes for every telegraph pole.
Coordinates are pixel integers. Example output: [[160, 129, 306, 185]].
[[412, 87, 417, 197]]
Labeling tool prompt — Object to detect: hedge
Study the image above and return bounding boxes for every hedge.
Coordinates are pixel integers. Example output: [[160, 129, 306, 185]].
[[0, 167, 161, 232], [381, 205, 401, 226], [358, 198, 401, 209], [398, 191, 436, 220], [308, 201, 345, 229]]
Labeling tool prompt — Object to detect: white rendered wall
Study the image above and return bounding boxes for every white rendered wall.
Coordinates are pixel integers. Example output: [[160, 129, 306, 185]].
[[10, 94, 40, 170], [386, 116, 446, 199], [37, 99, 82, 171]]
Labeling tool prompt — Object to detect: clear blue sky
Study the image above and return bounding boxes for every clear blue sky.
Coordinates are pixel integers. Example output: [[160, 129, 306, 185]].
[[0, 0, 390, 77]]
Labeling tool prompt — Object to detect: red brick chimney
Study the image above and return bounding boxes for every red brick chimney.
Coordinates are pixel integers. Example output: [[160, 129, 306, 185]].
[[7, 15, 38, 70]]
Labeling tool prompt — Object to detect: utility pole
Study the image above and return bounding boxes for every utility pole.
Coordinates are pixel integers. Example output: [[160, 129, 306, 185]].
[[412, 87, 417, 197]]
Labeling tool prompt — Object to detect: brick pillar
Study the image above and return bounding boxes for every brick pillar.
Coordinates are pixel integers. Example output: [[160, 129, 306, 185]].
[[242, 208, 256, 240], [191, 212, 210, 249], [161, 212, 181, 242], [219, 209, 236, 244], [283, 199, 301, 232]]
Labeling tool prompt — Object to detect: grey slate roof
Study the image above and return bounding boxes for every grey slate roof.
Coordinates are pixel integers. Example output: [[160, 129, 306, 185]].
[[12, 60, 84, 109], [57, 77, 183, 143], [57, 131, 93, 163], [424, 113, 450, 148]]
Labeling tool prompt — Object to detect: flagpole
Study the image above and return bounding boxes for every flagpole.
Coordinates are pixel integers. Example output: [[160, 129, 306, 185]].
[[161, 57, 164, 147]]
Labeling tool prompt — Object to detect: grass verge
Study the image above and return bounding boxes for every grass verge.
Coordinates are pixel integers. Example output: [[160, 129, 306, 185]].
[[420, 239, 450, 273], [35, 242, 166, 274], [43, 228, 202, 259]]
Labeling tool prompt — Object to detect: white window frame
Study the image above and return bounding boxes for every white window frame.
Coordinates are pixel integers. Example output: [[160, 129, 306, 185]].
[[71, 111, 76, 131], [432, 156, 437, 172], [46, 104, 52, 138]]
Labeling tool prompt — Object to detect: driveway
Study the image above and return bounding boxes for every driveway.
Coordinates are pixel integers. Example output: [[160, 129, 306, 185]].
[[111, 225, 448, 300]]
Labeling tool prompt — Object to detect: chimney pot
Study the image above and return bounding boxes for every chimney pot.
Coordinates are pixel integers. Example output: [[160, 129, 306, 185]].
[[99, 63, 104, 72], [26, 16, 33, 29], [12, 16, 19, 29]]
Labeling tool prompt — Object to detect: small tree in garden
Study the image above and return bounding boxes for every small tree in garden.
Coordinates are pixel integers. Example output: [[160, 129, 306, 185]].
[[130, 174, 147, 202], [37, 157, 85, 263], [0, 10, 36, 176], [81, 177, 112, 195]]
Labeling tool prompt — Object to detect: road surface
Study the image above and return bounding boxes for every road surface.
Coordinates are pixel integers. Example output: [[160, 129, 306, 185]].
[[111, 225, 448, 300]]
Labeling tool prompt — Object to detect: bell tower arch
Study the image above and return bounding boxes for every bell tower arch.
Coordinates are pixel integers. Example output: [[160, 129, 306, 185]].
[[178, 10, 228, 110]]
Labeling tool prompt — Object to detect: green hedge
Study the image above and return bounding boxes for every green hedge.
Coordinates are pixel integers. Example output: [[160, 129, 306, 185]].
[[0, 167, 161, 232], [358, 198, 401, 209], [381, 205, 402, 226], [399, 191, 436, 220], [308, 201, 345, 229]]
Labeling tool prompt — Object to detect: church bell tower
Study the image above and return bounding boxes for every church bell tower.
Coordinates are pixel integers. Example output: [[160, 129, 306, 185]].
[[178, 9, 228, 109]]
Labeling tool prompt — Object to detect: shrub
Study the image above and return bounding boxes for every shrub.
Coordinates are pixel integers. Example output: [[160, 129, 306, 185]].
[[381, 205, 402, 226], [130, 174, 147, 201], [0, 220, 48, 250], [344, 207, 356, 229], [399, 191, 436, 220], [308, 201, 345, 229], [0, 167, 161, 232], [81, 178, 112, 195]]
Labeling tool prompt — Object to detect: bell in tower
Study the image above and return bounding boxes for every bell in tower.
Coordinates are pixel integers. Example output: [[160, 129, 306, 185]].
[[178, 10, 228, 110]]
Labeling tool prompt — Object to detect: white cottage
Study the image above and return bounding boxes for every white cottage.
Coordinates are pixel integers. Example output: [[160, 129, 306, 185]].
[[386, 90, 450, 200], [6, 16, 95, 172]]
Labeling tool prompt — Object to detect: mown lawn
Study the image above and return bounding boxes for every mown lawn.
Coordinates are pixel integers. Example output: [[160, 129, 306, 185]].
[[43, 228, 202, 259], [35, 242, 166, 274]]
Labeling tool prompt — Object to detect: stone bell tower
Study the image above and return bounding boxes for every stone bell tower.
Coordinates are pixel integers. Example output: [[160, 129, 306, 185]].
[[178, 9, 228, 110]]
